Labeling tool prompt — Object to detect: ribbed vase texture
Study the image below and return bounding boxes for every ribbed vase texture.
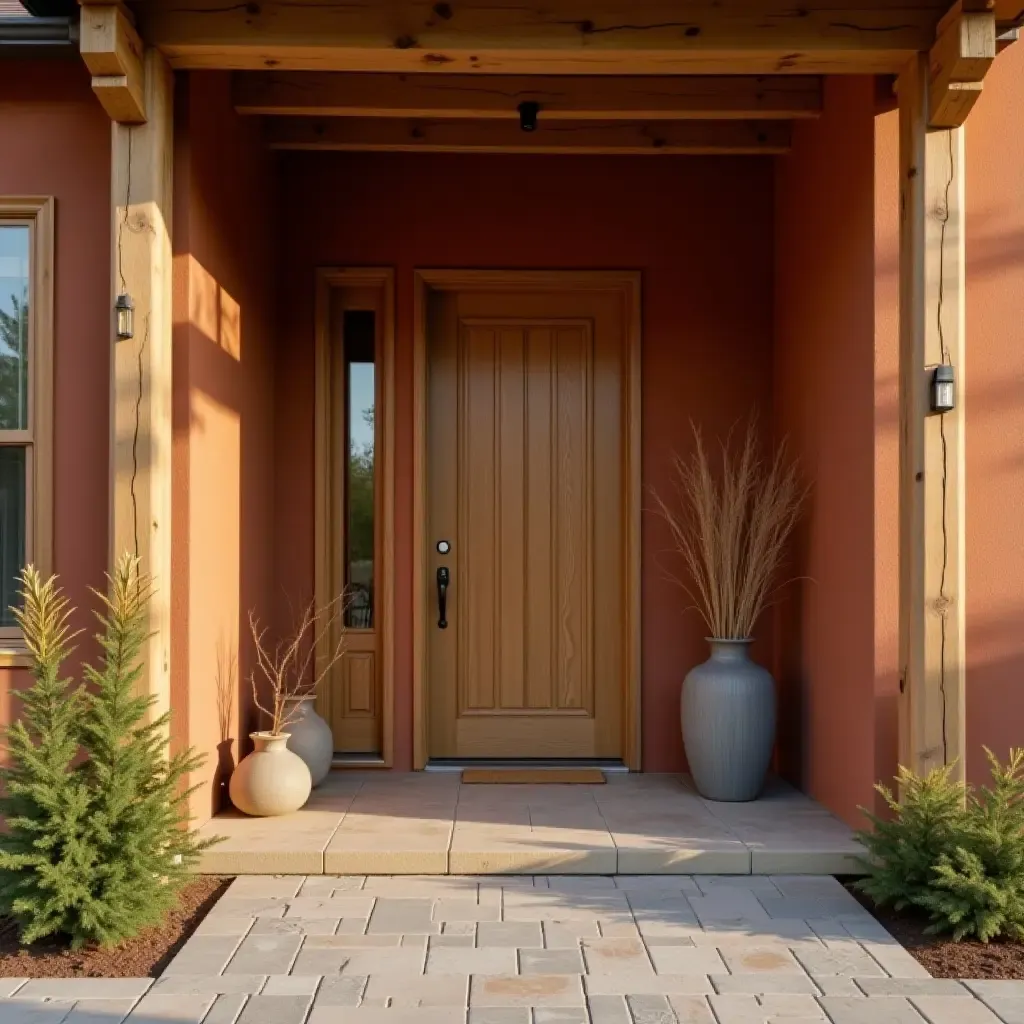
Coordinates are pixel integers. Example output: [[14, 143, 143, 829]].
[[284, 697, 334, 787], [229, 732, 312, 816], [681, 639, 776, 802]]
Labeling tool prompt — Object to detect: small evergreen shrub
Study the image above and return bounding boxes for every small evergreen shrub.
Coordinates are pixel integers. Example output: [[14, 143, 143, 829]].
[[858, 750, 1024, 942], [0, 555, 217, 949]]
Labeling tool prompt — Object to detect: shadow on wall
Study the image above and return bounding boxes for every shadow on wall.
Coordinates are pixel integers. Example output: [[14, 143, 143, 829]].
[[172, 245, 275, 820], [215, 635, 237, 811], [873, 207, 1024, 285]]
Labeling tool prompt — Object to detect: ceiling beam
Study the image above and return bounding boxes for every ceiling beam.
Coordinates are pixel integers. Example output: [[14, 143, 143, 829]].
[[963, 0, 1024, 27], [234, 72, 823, 121], [129, 1, 944, 75], [929, 2, 996, 126], [79, 3, 146, 123], [264, 117, 791, 155]]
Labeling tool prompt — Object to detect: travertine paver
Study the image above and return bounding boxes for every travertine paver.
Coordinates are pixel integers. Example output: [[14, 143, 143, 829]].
[[236, 994, 313, 1024], [819, 996, 926, 1024], [62, 1001, 138, 1024], [427, 948, 517, 975], [0, 1003, 77, 1024], [4, 873, 1023, 1024], [203, 995, 249, 1024], [469, 1010, 531, 1024], [520, 949, 587, 975], [15, 980, 152, 1000], [711, 974, 819, 995], [119, 993, 215, 1021], [479, 922, 543, 948], [223, 934, 303, 974], [195, 775, 863, 876]]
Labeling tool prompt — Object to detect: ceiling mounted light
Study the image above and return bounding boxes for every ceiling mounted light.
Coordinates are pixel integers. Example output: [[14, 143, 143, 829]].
[[518, 101, 540, 132]]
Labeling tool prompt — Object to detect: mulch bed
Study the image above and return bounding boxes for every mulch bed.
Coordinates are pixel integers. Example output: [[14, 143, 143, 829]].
[[0, 876, 231, 978], [847, 881, 1024, 979]]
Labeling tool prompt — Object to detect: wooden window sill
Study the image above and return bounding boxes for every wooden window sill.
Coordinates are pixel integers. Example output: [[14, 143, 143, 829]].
[[0, 649, 31, 669]]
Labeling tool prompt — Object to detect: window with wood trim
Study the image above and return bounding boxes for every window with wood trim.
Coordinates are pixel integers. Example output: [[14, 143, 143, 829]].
[[314, 270, 394, 764], [0, 199, 54, 645]]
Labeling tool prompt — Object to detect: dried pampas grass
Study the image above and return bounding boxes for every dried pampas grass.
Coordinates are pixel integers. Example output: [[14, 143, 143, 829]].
[[654, 419, 806, 640]]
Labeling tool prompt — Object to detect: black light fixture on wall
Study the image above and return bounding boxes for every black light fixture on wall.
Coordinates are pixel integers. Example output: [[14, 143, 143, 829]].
[[518, 101, 540, 132]]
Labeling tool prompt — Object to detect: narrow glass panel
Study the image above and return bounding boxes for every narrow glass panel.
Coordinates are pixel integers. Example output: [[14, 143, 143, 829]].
[[344, 310, 375, 629], [0, 447, 26, 627], [0, 226, 29, 431]]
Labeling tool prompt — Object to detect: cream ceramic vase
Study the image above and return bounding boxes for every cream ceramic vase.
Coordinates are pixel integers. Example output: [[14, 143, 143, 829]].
[[229, 732, 312, 816], [284, 695, 334, 787]]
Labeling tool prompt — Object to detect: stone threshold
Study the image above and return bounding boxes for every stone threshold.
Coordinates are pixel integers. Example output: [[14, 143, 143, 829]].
[[194, 774, 865, 877]]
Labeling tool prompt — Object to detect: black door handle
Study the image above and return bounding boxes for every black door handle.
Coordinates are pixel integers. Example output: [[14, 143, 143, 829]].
[[436, 566, 450, 629]]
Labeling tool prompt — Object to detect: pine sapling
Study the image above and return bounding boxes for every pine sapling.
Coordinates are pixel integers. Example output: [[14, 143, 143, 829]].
[[920, 749, 1024, 941], [855, 762, 966, 913], [0, 568, 93, 944], [0, 556, 219, 949], [72, 554, 217, 948], [858, 751, 1024, 942]]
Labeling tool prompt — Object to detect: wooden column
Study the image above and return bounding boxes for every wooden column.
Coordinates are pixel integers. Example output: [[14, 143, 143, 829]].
[[110, 48, 174, 719], [897, 52, 967, 779]]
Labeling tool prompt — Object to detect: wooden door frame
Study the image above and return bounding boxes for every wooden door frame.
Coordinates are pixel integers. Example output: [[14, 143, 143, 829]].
[[412, 269, 642, 771], [314, 267, 396, 766]]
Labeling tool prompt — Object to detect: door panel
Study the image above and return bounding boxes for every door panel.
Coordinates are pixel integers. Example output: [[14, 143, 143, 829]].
[[427, 285, 627, 760]]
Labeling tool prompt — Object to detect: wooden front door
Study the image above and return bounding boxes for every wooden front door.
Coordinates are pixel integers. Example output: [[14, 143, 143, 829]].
[[426, 280, 631, 760]]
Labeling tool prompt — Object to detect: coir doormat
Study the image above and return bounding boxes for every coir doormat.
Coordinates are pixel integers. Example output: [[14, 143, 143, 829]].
[[460, 768, 606, 784]]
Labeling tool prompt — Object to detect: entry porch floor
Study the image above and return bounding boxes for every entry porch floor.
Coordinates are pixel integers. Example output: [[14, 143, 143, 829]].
[[196, 774, 863, 876]]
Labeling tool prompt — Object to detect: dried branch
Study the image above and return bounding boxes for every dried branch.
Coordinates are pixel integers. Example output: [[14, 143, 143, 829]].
[[247, 596, 348, 735], [652, 418, 807, 640]]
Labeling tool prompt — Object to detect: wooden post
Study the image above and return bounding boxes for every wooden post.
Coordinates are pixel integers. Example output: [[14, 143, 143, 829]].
[[110, 48, 174, 719], [897, 53, 967, 780]]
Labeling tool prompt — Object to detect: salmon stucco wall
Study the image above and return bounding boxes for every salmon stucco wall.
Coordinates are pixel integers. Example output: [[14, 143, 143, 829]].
[[773, 77, 881, 827], [0, 61, 111, 738], [963, 42, 1024, 782], [276, 152, 776, 772], [173, 72, 278, 821]]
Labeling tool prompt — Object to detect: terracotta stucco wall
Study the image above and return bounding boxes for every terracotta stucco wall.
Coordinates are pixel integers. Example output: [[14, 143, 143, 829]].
[[0, 61, 110, 735], [773, 78, 881, 826], [172, 72, 278, 821], [873, 103, 901, 802], [277, 152, 776, 772], [963, 42, 1024, 781]]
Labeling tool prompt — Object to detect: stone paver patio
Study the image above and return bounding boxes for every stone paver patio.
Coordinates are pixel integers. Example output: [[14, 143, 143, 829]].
[[194, 775, 863, 876], [3, 873, 1023, 1023]]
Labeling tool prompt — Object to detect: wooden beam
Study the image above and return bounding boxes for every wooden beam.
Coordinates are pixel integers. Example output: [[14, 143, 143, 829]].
[[264, 117, 791, 154], [963, 0, 1024, 27], [80, 4, 147, 124], [997, 26, 1020, 51], [129, 0, 943, 76], [234, 72, 823, 121], [897, 53, 966, 782], [110, 48, 174, 721], [929, 3, 996, 126]]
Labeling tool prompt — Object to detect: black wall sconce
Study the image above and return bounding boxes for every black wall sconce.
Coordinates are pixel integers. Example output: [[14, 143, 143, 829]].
[[518, 101, 540, 132], [931, 364, 956, 414], [115, 292, 135, 340]]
